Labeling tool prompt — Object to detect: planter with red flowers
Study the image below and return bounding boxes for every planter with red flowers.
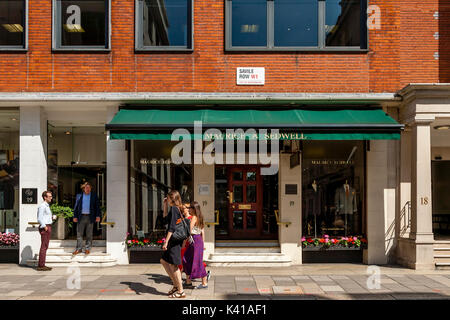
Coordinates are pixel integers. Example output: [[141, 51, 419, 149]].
[[0, 232, 19, 263], [301, 235, 367, 263], [126, 232, 166, 263]]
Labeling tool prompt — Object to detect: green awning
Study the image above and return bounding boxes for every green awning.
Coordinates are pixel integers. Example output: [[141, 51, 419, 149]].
[[107, 107, 403, 140]]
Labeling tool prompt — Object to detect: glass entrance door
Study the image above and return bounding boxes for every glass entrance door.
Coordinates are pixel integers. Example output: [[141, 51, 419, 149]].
[[227, 166, 262, 239]]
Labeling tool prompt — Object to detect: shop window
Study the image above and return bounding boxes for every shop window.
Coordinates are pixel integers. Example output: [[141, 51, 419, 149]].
[[226, 0, 367, 51], [302, 141, 365, 238], [0, 109, 20, 234], [432, 161, 450, 236], [130, 141, 194, 239], [0, 0, 27, 50], [135, 0, 193, 51], [53, 0, 110, 50]]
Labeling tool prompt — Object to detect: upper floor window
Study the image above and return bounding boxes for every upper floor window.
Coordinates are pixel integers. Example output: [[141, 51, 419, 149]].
[[53, 0, 110, 50], [226, 0, 367, 51], [0, 0, 27, 50], [135, 0, 193, 51]]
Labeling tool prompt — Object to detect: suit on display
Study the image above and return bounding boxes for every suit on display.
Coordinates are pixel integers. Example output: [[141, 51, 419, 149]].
[[334, 184, 358, 234]]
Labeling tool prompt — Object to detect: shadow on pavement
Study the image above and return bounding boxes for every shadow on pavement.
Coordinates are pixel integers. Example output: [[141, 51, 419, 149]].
[[120, 281, 167, 296], [144, 273, 173, 285]]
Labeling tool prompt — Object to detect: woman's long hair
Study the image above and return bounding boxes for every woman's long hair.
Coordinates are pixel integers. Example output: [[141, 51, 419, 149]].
[[189, 201, 204, 229], [168, 190, 183, 213]]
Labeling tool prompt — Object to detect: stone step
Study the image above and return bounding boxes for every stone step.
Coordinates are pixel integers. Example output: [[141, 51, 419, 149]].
[[434, 254, 450, 262], [215, 241, 279, 248], [27, 259, 117, 268], [435, 262, 450, 270], [215, 247, 281, 253], [49, 240, 106, 248], [27, 252, 117, 267], [205, 252, 291, 267], [47, 247, 106, 254]]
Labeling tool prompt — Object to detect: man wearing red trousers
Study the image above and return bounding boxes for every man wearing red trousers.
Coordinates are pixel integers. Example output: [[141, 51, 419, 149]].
[[36, 191, 54, 271]]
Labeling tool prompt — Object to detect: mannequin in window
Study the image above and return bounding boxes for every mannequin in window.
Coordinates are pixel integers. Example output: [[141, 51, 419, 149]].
[[180, 185, 190, 203], [334, 180, 357, 234]]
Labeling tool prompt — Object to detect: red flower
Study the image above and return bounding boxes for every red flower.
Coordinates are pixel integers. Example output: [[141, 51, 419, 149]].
[[143, 239, 149, 243], [307, 238, 313, 243], [319, 239, 325, 243]]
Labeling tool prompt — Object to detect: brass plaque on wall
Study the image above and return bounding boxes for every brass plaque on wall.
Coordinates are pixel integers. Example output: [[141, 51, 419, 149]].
[[239, 204, 251, 210]]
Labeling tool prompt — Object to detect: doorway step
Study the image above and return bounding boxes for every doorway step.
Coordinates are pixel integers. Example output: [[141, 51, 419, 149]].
[[205, 240, 292, 267], [26, 240, 117, 267], [434, 239, 450, 269]]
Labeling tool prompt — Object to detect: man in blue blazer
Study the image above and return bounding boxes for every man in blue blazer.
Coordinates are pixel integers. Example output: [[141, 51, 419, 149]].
[[72, 182, 101, 255]]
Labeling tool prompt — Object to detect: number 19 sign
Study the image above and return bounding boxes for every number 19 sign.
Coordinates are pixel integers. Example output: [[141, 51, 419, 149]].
[[236, 67, 265, 85]]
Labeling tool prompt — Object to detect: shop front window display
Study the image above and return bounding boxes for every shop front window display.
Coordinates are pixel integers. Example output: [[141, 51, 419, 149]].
[[302, 141, 366, 244]]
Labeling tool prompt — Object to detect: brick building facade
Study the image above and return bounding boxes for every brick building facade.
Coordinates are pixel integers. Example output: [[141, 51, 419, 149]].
[[0, 0, 449, 269]]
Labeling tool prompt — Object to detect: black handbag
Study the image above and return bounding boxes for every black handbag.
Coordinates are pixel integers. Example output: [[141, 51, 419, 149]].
[[171, 208, 191, 241]]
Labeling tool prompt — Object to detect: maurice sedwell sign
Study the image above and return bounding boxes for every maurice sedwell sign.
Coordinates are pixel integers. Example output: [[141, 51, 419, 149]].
[[236, 67, 265, 85]]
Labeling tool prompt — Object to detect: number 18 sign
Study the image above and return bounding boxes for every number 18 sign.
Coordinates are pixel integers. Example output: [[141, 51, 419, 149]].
[[236, 67, 265, 85]]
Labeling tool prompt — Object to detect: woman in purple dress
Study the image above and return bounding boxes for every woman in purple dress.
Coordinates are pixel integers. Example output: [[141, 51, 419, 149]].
[[182, 201, 208, 289]]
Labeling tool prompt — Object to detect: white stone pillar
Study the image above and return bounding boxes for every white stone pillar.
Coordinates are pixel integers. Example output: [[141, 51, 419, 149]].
[[106, 106, 128, 264], [398, 129, 412, 238], [278, 153, 302, 265], [19, 107, 47, 265], [365, 140, 397, 265], [409, 121, 434, 269], [194, 163, 215, 258]]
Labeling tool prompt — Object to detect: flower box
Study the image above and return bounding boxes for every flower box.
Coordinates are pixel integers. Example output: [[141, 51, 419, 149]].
[[302, 246, 363, 251], [128, 247, 164, 263], [0, 245, 19, 263], [302, 246, 363, 263]]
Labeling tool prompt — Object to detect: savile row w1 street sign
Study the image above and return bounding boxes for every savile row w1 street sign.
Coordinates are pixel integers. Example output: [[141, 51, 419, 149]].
[[236, 67, 265, 85]]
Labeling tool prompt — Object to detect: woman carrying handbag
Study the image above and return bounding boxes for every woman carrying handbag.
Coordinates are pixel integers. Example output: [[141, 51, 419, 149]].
[[160, 190, 188, 298]]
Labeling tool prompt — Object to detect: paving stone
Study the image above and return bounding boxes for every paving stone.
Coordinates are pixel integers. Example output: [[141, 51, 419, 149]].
[[320, 285, 345, 292], [272, 286, 303, 295], [35, 276, 64, 282], [382, 284, 413, 293], [299, 283, 324, 294], [424, 275, 450, 288], [6, 290, 34, 297], [311, 276, 334, 282], [257, 287, 273, 295], [329, 275, 349, 280], [52, 290, 79, 297], [235, 276, 254, 281]]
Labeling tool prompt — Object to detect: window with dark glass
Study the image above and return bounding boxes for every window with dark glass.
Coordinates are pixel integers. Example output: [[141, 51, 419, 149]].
[[325, 0, 361, 47], [0, 0, 26, 48], [53, 0, 109, 49], [136, 0, 193, 50], [226, 0, 367, 50]]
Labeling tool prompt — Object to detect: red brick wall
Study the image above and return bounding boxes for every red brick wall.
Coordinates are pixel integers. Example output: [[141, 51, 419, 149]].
[[0, 0, 444, 93]]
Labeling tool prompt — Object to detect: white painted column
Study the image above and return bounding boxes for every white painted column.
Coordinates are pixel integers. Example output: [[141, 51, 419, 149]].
[[365, 140, 397, 265], [409, 121, 434, 269], [106, 106, 128, 264], [278, 153, 302, 265], [398, 129, 412, 238], [19, 107, 47, 265], [194, 163, 215, 258]]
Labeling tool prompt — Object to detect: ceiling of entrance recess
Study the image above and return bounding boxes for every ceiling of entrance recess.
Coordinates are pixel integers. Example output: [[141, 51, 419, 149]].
[[431, 119, 450, 147]]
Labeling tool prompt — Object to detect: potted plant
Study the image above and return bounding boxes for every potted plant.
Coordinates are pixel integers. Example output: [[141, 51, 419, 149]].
[[0, 232, 19, 263], [50, 204, 74, 240]]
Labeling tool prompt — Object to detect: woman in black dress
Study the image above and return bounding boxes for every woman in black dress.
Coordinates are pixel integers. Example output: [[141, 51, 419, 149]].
[[160, 190, 186, 298]]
